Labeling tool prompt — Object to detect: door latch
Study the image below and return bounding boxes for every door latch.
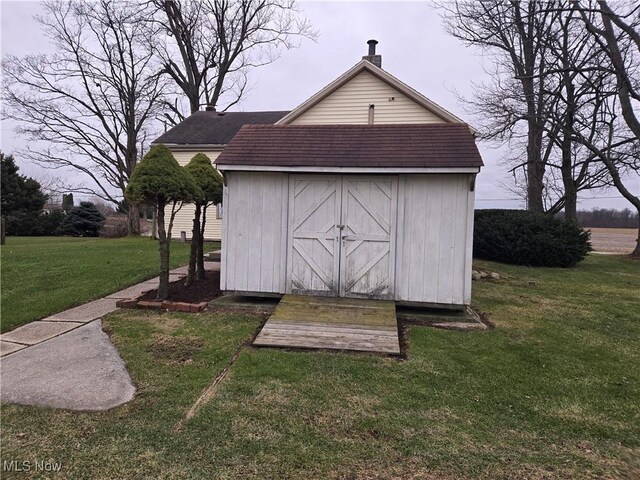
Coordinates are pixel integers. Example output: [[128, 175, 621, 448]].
[[336, 224, 345, 230]]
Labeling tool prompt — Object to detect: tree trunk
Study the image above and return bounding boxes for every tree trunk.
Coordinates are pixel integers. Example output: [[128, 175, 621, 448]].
[[127, 203, 141, 235], [156, 200, 170, 300], [523, 78, 545, 213], [560, 109, 577, 223], [186, 203, 201, 287], [526, 137, 546, 213], [151, 205, 157, 240], [563, 190, 577, 223], [633, 222, 640, 258], [196, 205, 207, 279]]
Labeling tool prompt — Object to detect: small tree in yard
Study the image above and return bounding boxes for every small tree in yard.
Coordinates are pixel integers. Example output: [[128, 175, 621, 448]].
[[57, 202, 105, 237], [126, 145, 200, 300], [184, 153, 223, 286]]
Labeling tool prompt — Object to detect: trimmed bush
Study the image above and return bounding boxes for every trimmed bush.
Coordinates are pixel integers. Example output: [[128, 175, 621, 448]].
[[5, 210, 66, 236], [57, 202, 106, 237], [474, 209, 591, 267], [125, 144, 201, 300]]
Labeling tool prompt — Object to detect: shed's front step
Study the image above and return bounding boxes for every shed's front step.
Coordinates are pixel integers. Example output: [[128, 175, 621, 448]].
[[253, 294, 400, 354]]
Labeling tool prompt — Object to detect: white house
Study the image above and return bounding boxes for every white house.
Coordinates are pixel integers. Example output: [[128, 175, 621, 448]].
[[213, 41, 483, 308]]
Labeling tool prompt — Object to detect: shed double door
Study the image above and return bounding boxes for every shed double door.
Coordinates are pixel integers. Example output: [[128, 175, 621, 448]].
[[287, 175, 397, 299]]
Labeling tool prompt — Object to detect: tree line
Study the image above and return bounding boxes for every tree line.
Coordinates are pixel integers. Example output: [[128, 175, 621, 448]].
[[1, 152, 106, 239], [440, 0, 640, 256], [575, 208, 639, 228]]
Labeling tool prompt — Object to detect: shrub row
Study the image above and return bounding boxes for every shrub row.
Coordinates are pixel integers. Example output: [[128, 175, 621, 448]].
[[5, 202, 106, 237], [474, 209, 591, 267]]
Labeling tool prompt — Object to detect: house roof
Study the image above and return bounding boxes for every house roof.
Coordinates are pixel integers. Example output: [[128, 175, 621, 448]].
[[276, 60, 470, 128], [215, 124, 483, 169], [152, 110, 289, 146]]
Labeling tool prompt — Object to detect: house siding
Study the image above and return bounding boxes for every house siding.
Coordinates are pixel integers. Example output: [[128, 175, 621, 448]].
[[289, 70, 447, 125], [165, 148, 223, 241]]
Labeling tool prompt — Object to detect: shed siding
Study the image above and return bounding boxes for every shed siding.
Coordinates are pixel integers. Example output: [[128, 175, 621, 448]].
[[395, 174, 474, 305], [165, 148, 223, 240], [290, 71, 447, 125], [221, 171, 289, 293]]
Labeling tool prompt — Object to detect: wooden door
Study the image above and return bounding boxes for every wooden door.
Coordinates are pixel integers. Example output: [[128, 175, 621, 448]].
[[340, 177, 397, 299], [287, 176, 341, 295]]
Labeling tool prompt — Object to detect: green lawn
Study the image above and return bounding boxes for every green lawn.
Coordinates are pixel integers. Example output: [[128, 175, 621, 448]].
[[1, 255, 639, 479], [0, 236, 218, 332]]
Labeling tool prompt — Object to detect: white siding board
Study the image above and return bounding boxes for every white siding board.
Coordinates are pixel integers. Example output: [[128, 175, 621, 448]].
[[394, 176, 407, 299], [222, 172, 288, 293], [220, 180, 229, 290], [437, 177, 455, 304], [464, 177, 476, 304], [290, 71, 447, 125], [452, 177, 470, 305], [395, 174, 473, 306], [423, 177, 442, 302]]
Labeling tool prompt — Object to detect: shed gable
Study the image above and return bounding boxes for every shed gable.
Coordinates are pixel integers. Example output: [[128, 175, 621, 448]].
[[289, 70, 446, 125]]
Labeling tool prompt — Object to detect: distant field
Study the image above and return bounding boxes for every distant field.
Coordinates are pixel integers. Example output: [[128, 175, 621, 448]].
[[588, 227, 637, 253]]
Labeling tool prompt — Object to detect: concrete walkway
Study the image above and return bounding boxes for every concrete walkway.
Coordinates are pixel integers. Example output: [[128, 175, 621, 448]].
[[0, 262, 219, 411], [1, 321, 136, 410]]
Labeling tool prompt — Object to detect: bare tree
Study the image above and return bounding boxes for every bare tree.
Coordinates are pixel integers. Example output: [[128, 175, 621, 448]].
[[440, 1, 562, 213], [440, 1, 625, 222], [151, 0, 316, 120], [2, 0, 164, 235], [572, 0, 640, 256], [539, 2, 612, 221]]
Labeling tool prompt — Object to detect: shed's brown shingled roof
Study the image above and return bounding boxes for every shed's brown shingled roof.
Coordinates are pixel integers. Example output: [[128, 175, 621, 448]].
[[215, 124, 483, 168]]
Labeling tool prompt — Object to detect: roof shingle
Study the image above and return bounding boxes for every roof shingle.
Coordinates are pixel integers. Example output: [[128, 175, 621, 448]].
[[216, 124, 483, 168], [152, 111, 289, 145]]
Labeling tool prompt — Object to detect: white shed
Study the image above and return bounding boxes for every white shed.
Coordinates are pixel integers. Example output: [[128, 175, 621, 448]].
[[217, 117, 482, 308]]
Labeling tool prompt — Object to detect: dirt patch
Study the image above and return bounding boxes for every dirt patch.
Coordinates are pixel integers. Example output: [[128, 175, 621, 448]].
[[139, 270, 222, 304], [148, 334, 204, 364]]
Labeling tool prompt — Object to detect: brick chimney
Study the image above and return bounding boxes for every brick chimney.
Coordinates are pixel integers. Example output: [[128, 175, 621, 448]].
[[362, 39, 382, 68]]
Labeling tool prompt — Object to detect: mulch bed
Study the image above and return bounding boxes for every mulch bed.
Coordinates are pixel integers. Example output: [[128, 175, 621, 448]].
[[138, 270, 222, 304], [117, 269, 223, 312]]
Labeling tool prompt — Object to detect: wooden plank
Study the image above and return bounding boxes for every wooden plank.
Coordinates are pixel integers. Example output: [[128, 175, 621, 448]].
[[254, 338, 399, 354], [273, 305, 396, 326], [278, 175, 290, 293], [254, 332, 399, 353], [262, 323, 398, 336], [253, 294, 400, 354], [257, 329, 397, 343]]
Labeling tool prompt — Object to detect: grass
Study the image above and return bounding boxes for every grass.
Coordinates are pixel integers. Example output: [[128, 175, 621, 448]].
[[0, 236, 219, 332], [1, 255, 639, 478]]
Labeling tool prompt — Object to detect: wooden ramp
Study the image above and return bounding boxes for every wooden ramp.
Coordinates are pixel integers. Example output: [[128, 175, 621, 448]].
[[253, 295, 400, 354]]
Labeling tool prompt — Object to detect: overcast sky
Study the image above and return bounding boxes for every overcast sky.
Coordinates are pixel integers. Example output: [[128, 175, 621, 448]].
[[1, 0, 637, 209]]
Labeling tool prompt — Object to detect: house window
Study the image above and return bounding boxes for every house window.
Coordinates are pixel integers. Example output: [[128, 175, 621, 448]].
[[216, 203, 223, 219]]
